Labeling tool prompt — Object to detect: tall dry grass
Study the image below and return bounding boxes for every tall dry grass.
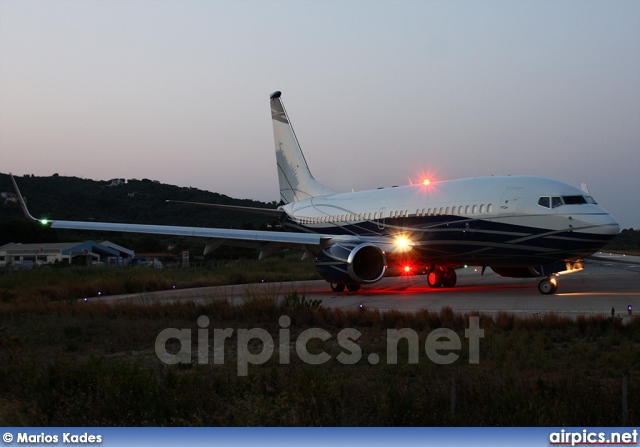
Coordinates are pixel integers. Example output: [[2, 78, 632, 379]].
[[1, 265, 639, 426]]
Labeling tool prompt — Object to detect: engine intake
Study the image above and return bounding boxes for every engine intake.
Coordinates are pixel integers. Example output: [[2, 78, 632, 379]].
[[316, 242, 386, 285]]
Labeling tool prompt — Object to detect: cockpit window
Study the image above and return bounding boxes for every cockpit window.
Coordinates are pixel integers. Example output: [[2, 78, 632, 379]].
[[538, 197, 550, 208], [562, 195, 588, 205], [539, 195, 596, 209], [538, 196, 597, 208]]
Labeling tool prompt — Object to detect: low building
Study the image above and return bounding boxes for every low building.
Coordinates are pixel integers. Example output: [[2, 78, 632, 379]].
[[100, 240, 135, 261], [0, 240, 135, 269]]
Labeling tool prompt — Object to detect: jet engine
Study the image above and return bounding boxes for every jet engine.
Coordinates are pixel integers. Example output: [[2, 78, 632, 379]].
[[315, 241, 386, 285]]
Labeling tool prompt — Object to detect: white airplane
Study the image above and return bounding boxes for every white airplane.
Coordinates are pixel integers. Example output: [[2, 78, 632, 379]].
[[12, 91, 620, 294]]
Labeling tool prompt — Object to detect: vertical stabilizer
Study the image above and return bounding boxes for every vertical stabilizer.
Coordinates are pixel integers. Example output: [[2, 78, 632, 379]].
[[270, 91, 336, 204]]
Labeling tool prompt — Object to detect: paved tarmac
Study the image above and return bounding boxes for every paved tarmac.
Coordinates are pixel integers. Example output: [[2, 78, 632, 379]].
[[94, 254, 640, 319]]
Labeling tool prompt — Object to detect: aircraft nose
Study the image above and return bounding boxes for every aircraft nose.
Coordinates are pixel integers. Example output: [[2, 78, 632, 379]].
[[587, 211, 620, 236], [608, 218, 621, 235]]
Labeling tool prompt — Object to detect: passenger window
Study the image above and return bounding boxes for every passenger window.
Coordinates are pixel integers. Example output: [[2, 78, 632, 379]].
[[488, 204, 493, 213], [472, 205, 477, 214], [479, 204, 485, 213], [538, 197, 550, 208], [465, 205, 470, 214]]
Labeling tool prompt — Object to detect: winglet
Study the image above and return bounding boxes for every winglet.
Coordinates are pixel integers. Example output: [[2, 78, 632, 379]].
[[9, 173, 41, 223]]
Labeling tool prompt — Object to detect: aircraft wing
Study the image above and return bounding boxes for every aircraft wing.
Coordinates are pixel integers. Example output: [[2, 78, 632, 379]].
[[49, 219, 332, 255], [10, 174, 331, 255], [10, 174, 411, 259]]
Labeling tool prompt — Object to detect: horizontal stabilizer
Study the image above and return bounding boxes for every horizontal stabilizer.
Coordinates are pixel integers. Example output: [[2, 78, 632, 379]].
[[166, 200, 285, 217]]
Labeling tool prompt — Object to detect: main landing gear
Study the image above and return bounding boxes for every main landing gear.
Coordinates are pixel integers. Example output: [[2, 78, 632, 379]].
[[330, 283, 361, 293], [427, 266, 457, 288], [538, 277, 558, 295]]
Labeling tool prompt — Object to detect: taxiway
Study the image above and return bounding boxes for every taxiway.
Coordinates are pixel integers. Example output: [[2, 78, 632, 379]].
[[93, 254, 640, 319]]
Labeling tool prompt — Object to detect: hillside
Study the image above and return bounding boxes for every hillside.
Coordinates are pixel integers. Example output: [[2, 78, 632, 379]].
[[1, 173, 277, 226], [0, 173, 280, 254]]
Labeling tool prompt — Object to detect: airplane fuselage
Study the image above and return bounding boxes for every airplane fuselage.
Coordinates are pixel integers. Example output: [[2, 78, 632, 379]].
[[281, 175, 619, 268]]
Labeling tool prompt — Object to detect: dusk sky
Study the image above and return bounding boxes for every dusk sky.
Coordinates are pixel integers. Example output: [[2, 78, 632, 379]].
[[1, 0, 638, 229]]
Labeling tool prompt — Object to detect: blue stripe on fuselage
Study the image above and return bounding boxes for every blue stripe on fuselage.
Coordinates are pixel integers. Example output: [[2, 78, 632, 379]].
[[282, 215, 615, 266]]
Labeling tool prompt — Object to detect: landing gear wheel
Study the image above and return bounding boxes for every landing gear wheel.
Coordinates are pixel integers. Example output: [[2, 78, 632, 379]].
[[442, 267, 457, 288], [427, 268, 443, 288], [346, 284, 361, 292], [331, 283, 345, 292], [538, 278, 558, 295]]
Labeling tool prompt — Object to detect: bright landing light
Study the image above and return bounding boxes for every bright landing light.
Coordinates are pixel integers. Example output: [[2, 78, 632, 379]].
[[394, 235, 414, 253], [395, 236, 410, 249], [423, 178, 430, 186]]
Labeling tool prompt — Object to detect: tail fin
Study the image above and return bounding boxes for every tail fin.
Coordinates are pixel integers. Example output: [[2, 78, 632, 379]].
[[270, 91, 335, 204]]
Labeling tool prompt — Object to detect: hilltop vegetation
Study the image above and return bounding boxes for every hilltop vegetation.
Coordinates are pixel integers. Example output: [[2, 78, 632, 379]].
[[604, 228, 640, 255], [0, 173, 276, 227], [0, 173, 279, 255]]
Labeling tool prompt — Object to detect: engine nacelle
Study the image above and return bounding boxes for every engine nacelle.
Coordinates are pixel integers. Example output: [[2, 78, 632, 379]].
[[316, 241, 386, 285]]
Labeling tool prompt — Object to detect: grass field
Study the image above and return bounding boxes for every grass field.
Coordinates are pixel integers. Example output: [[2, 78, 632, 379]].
[[1, 259, 639, 426]]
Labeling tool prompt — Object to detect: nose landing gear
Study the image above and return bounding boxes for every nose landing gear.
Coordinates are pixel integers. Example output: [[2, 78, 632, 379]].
[[538, 277, 558, 295]]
